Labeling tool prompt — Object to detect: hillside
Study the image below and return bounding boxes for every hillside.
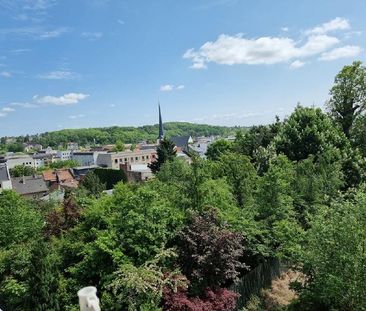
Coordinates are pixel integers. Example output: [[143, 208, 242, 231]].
[[4, 122, 243, 148]]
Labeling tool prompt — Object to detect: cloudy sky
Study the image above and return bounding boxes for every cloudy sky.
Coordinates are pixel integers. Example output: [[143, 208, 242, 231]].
[[0, 0, 365, 135]]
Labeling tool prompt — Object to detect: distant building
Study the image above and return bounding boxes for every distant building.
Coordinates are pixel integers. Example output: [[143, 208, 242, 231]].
[[33, 153, 54, 168], [67, 142, 79, 151], [97, 149, 156, 170], [24, 143, 43, 153], [71, 151, 103, 166], [170, 136, 194, 152], [71, 165, 99, 181], [0, 159, 12, 192], [5, 154, 34, 169], [120, 163, 154, 182], [43, 169, 79, 189], [57, 150, 72, 161], [11, 175, 49, 199]]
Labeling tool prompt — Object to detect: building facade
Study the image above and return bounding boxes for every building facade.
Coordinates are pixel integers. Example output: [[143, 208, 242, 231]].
[[97, 149, 156, 170]]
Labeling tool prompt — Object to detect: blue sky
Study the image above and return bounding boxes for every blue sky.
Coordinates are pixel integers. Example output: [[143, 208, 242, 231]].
[[0, 0, 365, 136]]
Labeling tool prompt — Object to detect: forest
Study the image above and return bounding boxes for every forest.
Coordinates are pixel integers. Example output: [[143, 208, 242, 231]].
[[0, 122, 236, 152], [1, 61, 366, 311]]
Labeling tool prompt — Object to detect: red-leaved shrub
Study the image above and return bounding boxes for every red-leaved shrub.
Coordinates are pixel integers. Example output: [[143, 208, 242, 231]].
[[163, 286, 239, 311]]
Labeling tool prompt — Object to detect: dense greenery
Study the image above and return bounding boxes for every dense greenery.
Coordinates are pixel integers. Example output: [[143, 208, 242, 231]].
[[1, 61, 366, 311], [0, 122, 236, 152]]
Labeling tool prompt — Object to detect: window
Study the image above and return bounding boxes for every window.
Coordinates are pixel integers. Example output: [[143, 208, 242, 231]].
[[146, 155, 149, 159], [124, 158, 128, 162], [115, 159, 118, 164], [119, 158, 123, 162], [135, 157, 138, 161], [142, 156, 145, 160]]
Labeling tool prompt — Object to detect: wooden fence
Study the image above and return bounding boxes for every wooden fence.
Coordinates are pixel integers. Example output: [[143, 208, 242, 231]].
[[231, 258, 286, 310]]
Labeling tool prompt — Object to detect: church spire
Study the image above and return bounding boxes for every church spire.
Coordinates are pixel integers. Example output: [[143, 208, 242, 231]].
[[158, 102, 164, 141]]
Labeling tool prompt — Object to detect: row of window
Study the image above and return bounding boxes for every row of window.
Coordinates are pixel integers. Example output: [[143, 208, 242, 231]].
[[114, 154, 155, 164]]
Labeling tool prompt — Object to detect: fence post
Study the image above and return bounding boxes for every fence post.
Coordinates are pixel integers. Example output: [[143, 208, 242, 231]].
[[78, 286, 101, 311]]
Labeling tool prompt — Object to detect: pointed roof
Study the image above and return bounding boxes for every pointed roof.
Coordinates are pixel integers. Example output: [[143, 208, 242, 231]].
[[158, 103, 164, 140]]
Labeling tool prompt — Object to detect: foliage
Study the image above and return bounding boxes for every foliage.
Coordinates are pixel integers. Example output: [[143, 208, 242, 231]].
[[298, 190, 366, 310], [148, 138, 177, 174], [177, 210, 246, 293], [49, 160, 80, 169], [94, 168, 127, 190], [1, 122, 235, 148], [109, 248, 185, 311], [216, 153, 257, 208], [163, 287, 239, 311], [327, 60, 366, 137], [113, 140, 125, 152], [81, 172, 106, 197], [274, 105, 348, 161], [205, 139, 233, 161], [9, 165, 36, 177]]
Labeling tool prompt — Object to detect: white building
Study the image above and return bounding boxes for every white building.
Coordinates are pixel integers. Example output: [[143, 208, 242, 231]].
[[5, 154, 34, 169], [57, 150, 72, 161], [72, 151, 104, 166]]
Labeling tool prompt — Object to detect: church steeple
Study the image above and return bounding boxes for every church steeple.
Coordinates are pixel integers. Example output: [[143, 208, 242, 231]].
[[158, 102, 164, 141]]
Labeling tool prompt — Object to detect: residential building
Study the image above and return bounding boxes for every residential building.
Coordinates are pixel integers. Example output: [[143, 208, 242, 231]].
[[97, 149, 156, 169], [11, 175, 49, 199], [33, 153, 54, 168], [170, 135, 194, 152], [24, 143, 43, 153], [72, 151, 103, 166], [71, 165, 98, 181], [120, 163, 154, 182], [57, 150, 72, 161], [5, 154, 34, 169], [67, 142, 79, 150], [43, 169, 79, 189], [0, 159, 12, 192]]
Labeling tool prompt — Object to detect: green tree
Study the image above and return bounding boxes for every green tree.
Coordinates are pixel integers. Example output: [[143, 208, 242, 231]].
[[298, 190, 366, 310], [327, 61, 366, 137], [148, 138, 176, 174], [81, 172, 106, 197], [205, 139, 232, 161], [9, 165, 36, 177], [216, 153, 257, 208], [113, 140, 125, 152], [274, 105, 348, 161]]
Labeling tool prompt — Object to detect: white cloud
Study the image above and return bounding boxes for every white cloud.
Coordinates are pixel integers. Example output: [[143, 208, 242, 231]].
[[35, 93, 89, 106], [69, 114, 85, 119], [160, 84, 174, 91], [306, 17, 350, 35], [81, 32, 103, 40], [183, 17, 358, 69], [2, 107, 15, 112], [281, 27, 289, 32], [160, 84, 185, 91], [0, 26, 68, 40], [290, 60, 306, 69], [0, 71, 11, 77], [38, 70, 80, 80], [10, 102, 39, 108], [184, 33, 338, 68], [117, 19, 125, 25], [0, 112, 7, 117], [319, 45, 362, 61], [10, 48, 31, 54]]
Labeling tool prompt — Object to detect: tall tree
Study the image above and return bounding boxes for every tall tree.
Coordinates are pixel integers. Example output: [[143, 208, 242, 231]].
[[148, 138, 177, 174], [327, 61, 366, 137]]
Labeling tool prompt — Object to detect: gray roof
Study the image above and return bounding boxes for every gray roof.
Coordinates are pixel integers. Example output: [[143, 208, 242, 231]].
[[12, 175, 49, 195], [0, 163, 10, 182], [170, 136, 192, 148]]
